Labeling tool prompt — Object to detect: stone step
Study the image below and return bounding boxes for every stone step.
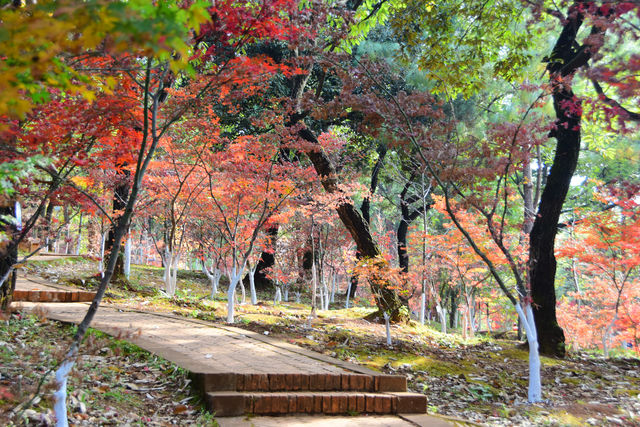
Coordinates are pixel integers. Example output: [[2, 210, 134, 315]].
[[192, 372, 407, 393], [206, 391, 427, 416], [13, 289, 96, 303]]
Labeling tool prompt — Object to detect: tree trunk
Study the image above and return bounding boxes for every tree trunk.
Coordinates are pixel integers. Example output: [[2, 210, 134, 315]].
[[300, 128, 406, 321], [105, 170, 130, 279], [44, 202, 55, 252], [0, 203, 18, 311], [245, 225, 278, 290], [529, 3, 597, 357]]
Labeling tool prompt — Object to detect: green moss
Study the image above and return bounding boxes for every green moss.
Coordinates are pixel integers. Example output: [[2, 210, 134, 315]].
[[549, 411, 585, 426], [491, 346, 528, 361], [614, 388, 640, 397], [560, 377, 582, 385], [238, 313, 282, 325], [354, 349, 471, 376]]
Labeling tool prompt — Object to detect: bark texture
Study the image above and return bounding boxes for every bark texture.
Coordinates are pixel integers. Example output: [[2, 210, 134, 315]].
[[530, 3, 599, 357], [105, 170, 130, 279], [0, 203, 17, 311], [300, 129, 406, 321], [247, 225, 278, 290]]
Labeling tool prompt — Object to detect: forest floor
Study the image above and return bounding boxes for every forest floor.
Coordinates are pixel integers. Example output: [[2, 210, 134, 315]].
[[4, 256, 640, 426]]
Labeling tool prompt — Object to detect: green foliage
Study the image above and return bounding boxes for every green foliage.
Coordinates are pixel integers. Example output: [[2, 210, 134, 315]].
[[0, 156, 51, 197], [0, 0, 208, 118], [347, 0, 535, 97]]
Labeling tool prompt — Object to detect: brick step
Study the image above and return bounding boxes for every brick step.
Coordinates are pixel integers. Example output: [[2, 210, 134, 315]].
[[13, 289, 96, 303], [206, 391, 427, 416], [192, 372, 407, 393]]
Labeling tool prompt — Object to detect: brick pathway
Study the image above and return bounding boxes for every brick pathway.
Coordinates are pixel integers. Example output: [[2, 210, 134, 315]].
[[12, 266, 467, 425], [14, 255, 97, 302], [13, 275, 96, 302]]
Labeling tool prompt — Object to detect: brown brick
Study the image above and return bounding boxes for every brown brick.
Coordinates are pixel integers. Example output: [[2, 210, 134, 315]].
[[313, 394, 323, 413], [309, 374, 326, 391], [330, 395, 341, 414], [244, 374, 256, 391], [363, 375, 373, 391], [207, 392, 246, 417], [253, 395, 271, 414], [374, 396, 384, 413], [202, 373, 236, 392], [269, 374, 285, 391], [325, 374, 340, 391], [271, 395, 288, 414], [297, 374, 310, 391], [393, 392, 427, 413], [348, 395, 358, 413], [258, 374, 269, 391], [288, 395, 297, 412], [381, 395, 392, 413], [297, 394, 313, 413], [245, 395, 254, 413], [78, 291, 96, 302], [349, 374, 367, 391], [246, 374, 265, 391], [284, 374, 296, 391], [235, 374, 245, 391], [366, 394, 376, 413], [12, 290, 28, 301], [341, 374, 350, 390], [71, 291, 79, 302], [337, 393, 348, 413], [376, 375, 407, 392], [390, 395, 397, 413], [323, 395, 332, 413], [357, 394, 366, 413]]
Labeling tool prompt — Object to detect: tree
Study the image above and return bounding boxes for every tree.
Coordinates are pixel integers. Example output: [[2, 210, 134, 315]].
[[42, 0, 300, 421], [198, 134, 304, 322], [557, 183, 640, 356]]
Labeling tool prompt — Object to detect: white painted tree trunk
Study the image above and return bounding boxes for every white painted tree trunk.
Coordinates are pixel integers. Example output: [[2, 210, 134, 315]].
[[238, 279, 246, 305], [311, 261, 318, 315], [383, 312, 392, 346], [53, 356, 75, 427], [515, 303, 542, 403], [462, 311, 468, 340], [436, 305, 447, 334], [226, 264, 246, 323], [248, 263, 258, 305], [322, 279, 330, 310], [75, 213, 82, 256], [99, 232, 107, 276], [330, 272, 337, 303], [124, 236, 132, 279], [274, 287, 282, 305], [202, 263, 221, 298], [602, 314, 617, 358], [345, 283, 351, 309], [419, 291, 426, 325], [295, 291, 301, 303], [283, 284, 289, 302], [163, 248, 171, 290], [163, 249, 179, 296]]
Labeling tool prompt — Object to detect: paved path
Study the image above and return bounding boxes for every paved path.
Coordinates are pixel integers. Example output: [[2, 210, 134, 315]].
[[15, 301, 373, 376], [13, 301, 469, 426], [12, 261, 470, 425]]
